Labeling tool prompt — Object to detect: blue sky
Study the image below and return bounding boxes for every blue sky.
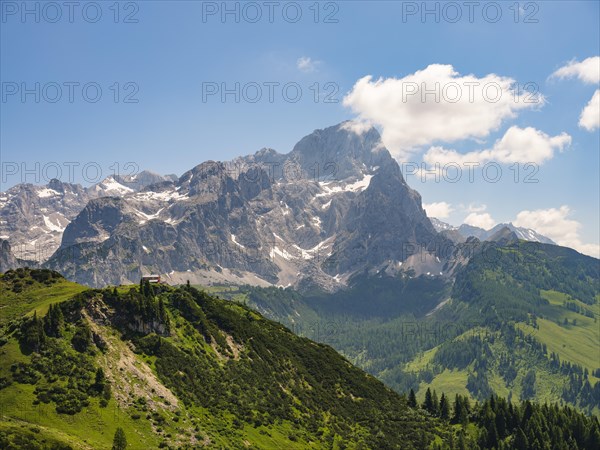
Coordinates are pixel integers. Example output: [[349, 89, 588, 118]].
[[1, 1, 599, 255]]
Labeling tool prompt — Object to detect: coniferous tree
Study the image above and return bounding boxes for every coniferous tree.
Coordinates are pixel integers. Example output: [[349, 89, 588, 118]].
[[20, 311, 46, 353], [93, 367, 106, 394], [423, 388, 434, 413], [452, 394, 461, 423], [485, 423, 499, 449], [44, 304, 65, 337], [463, 396, 471, 419], [112, 427, 127, 450], [432, 390, 439, 416], [439, 393, 450, 420], [453, 394, 469, 426], [521, 400, 533, 427], [71, 320, 93, 353], [408, 388, 417, 408], [158, 297, 170, 334], [495, 408, 507, 440], [142, 280, 154, 298]]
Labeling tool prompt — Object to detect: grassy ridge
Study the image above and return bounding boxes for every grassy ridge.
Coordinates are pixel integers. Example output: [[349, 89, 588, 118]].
[[1, 266, 599, 449], [0, 269, 448, 449], [0, 269, 86, 325]]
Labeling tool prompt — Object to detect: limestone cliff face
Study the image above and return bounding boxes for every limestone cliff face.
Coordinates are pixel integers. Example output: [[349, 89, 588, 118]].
[[6, 122, 458, 291]]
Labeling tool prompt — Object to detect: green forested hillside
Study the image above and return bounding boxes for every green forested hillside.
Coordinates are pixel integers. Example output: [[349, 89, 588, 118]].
[[229, 241, 600, 416], [0, 268, 447, 449], [1, 265, 598, 449]]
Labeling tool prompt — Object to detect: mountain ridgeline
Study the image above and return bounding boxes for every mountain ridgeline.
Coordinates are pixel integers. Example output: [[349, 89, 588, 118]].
[[3, 122, 452, 291]]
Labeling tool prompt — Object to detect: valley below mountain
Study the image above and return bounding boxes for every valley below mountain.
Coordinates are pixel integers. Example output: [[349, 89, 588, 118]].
[[213, 240, 600, 417]]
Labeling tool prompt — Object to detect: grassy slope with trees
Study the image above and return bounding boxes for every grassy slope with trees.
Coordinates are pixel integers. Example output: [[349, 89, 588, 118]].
[[218, 241, 600, 416], [0, 268, 449, 449], [1, 266, 598, 449]]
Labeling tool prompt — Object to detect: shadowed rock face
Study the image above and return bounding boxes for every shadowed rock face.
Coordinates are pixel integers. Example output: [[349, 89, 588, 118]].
[[6, 122, 459, 290], [324, 159, 442, 275], [61, 197, 128, 246], [0, 239, 19, 272]]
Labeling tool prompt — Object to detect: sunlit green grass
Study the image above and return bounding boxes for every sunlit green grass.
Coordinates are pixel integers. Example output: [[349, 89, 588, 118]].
[[417, 369, 472, 403], [0, 277, 86, 325]]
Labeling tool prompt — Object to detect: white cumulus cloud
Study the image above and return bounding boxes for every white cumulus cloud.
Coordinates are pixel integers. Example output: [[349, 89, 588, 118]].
[[423, 126, 571, 165], [464, 212, 496, 230], [551, 56, 600, 132], [338, 120, 373, 136], [579, 89, 600, 131], [423, 201, 453, 219], [466, 203, 488, 213], [551, 56, 600, 84], [513, 205, 599, 258], [343, 64, 544, 160]]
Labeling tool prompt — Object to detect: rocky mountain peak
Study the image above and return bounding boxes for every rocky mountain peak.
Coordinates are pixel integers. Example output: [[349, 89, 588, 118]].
[[487, 226, 520, 244], [47, 178, 67, 192], [178, 161, 234, 198], [114, 170, 176, 191], [60, 197, 128, 247], [289, 121, 393, 181]]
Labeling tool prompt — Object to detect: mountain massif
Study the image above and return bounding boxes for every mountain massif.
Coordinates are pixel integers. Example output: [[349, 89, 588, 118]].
[[2, 123, 455, 291], [0, 122, 569, 294]]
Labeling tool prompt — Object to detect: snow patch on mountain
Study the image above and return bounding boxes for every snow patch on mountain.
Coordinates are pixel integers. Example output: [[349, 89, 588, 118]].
[[316, 174, 373, 198], [134, 190, 188, 202], [37, 188, 60, 198], [95, 177, 134, 195], [135, 208, 165, 224], [42, 215, 66, 233], [231, 234, 246, 249]]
